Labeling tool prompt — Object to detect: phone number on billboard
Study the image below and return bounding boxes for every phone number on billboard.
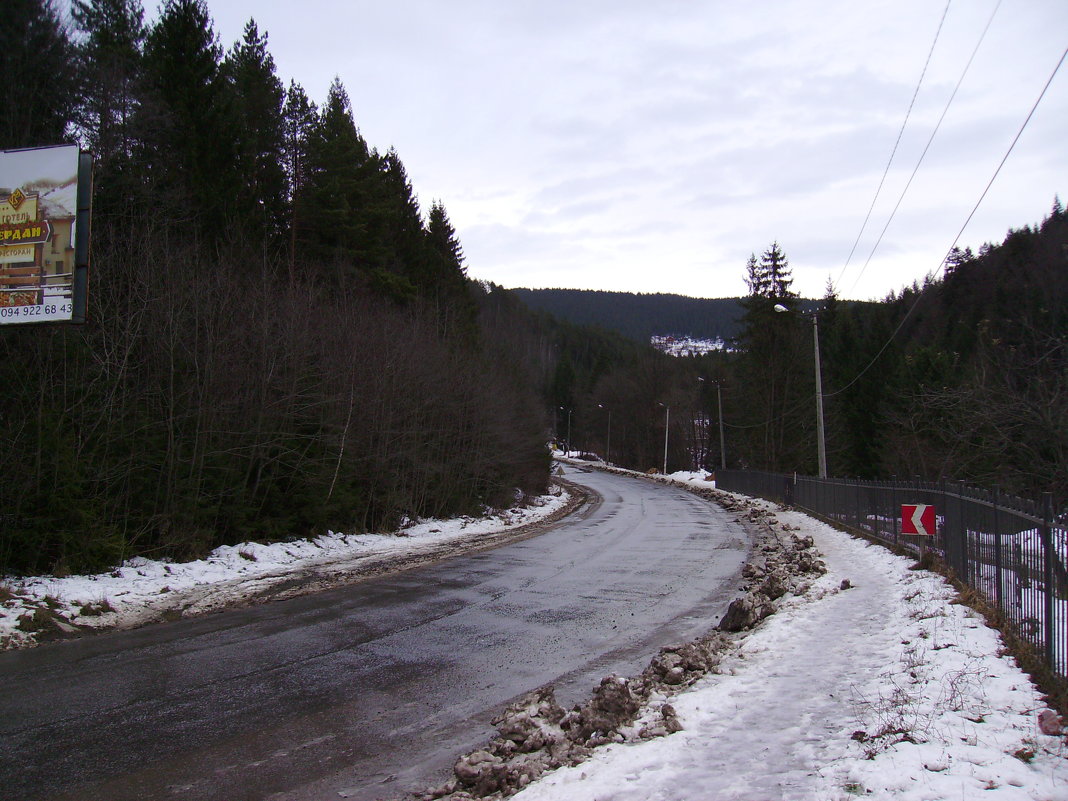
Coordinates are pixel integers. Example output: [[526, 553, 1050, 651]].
[[0, 303, 73, 320]]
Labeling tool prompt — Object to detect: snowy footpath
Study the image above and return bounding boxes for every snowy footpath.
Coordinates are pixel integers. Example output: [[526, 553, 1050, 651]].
[[508, 490, 1068, 801]]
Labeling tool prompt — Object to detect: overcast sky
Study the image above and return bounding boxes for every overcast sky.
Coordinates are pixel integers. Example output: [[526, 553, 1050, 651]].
[[184, 1, 1064, 299]]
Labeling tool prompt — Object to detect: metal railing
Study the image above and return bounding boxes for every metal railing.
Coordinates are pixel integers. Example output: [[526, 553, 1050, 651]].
[[715, 470, 1068, 683]]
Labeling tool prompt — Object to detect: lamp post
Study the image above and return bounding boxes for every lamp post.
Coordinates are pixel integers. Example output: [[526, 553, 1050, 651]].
[[697, 376, 726, 471], [774, 303, 827, 478], [559, 406, 572, 456], [598, 404, 611, 464], [658, 402, 670, 475], [713, 380, 726, 470]]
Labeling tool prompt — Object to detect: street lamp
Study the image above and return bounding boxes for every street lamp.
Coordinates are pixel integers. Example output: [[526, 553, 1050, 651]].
[[597, 404, 611, 464], [712, 380, 726, 470], [774, 303, 827, 478], [658, 402, 670, 475], [559, 406, 572, 456]]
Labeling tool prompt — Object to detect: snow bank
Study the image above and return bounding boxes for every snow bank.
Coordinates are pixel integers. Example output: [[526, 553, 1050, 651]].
[[506, 494, 1068, 801], [0, 486, 570, 650]]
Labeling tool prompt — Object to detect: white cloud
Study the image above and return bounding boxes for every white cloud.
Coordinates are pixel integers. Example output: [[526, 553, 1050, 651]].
[[188, 0, 1068, 299]]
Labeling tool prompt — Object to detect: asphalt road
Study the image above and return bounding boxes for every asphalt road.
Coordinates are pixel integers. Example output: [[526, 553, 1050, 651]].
[[0, 466, 750, 801]]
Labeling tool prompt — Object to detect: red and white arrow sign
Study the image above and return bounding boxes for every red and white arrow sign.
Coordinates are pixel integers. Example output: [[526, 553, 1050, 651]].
[[901, 504, 936, 536]]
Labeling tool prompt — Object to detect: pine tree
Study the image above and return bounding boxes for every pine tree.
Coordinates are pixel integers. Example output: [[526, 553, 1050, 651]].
[[734, 242, 807, 471], [1, 0, 80, 148], [944, 246, 974, 275], [427, 201, 465, 274], [281, 81, 318, 276], [72, 0, 145, 170], [222, 19, 287, 245], [294, 78, 373, 275], [281, 82, 317, 199], [425, 200, 477, 338], [138, 0, 237, 235], [761, 241, 794, 300], [743, 253, 765, 297], [372, 147, 427, 279]]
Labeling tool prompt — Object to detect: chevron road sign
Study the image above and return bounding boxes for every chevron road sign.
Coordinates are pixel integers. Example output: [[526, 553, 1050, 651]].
[[901, 504, 936, 536]]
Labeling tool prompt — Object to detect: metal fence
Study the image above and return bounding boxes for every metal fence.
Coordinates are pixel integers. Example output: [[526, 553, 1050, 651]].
[[716, 469, 1068, 683]]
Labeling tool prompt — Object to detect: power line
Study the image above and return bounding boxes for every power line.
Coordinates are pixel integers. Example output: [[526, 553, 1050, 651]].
[[827, 40, 1068, 400], [843, 0, 1002, 298], [833, 0, 952, 295], [722, 21, 1066, 438]]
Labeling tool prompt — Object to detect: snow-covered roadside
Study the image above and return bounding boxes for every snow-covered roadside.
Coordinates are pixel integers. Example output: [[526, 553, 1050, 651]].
[[0, 485, 572, 651], [502, 488, 1068, 801]]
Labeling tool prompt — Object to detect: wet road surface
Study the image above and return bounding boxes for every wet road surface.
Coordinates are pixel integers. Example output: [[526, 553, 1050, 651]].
[[0, 466, 750, 801]]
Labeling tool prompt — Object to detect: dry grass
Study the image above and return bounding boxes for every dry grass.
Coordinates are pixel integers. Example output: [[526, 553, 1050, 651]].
[[79, 599, 115, 617], [798, 511, 1068, 719]]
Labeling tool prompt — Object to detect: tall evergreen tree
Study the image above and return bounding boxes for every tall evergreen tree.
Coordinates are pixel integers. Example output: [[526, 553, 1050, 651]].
[[281, 82, 318, 200], [734, 242, 808, 471], [427, 201, 465, 274], [761, 241, 794, 300], [743, 253, 764, 297], [281, 81, 318, 277], [372, 147, 427, 279], [222, 19, 287, 245], [72, 0, 145, 170], [1, 0, 80, 149], [425, 200, 477, 338], [295, 78, 373, 276], [138, 0, 237, 236]]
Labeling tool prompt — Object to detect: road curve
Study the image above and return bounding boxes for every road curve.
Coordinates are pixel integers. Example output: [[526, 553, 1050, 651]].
[[0, 465, 750, 801]]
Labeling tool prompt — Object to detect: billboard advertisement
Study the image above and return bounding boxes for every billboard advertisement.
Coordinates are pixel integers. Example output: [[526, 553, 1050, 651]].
[[0, 144, 92, 325]]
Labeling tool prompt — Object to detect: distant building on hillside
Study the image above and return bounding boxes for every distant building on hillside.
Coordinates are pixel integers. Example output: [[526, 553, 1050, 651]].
[[650, 334, 728, 357]]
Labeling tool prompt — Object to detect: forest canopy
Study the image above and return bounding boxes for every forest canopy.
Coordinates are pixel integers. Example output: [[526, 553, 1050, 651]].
[[0, 0, 549, 575]]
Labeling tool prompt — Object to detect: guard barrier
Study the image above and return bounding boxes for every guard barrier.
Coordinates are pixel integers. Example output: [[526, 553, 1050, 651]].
[[715, 470, 1068, 684]]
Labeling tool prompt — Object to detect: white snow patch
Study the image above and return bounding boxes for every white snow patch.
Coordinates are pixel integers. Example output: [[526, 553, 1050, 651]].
[[0, 486, 570, 650], [511, 493, 1068, 801]]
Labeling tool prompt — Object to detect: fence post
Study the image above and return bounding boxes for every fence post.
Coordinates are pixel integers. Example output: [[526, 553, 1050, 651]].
[[940, 479, 958, 577], [960, 481, 970, 585], [891, 476, 898, 546], [1042, 492, 1055, 670], [993, 487, 1003, 609]]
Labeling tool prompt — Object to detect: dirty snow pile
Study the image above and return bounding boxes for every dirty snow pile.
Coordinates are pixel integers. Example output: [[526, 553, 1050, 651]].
[[430, 499, 829, 800], [500, 490, 1068, 801], [0, 486, 570, 650]]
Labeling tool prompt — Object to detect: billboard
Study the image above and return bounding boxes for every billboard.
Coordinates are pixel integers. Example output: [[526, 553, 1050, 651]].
[[0, 144, 92, 325]]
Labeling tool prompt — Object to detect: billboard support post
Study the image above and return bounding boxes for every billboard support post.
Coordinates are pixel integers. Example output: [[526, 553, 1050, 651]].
[[72, 151, 93, 324]]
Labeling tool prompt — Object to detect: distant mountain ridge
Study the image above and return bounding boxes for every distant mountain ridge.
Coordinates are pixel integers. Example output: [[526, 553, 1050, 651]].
[[509, 288, 748, 343]]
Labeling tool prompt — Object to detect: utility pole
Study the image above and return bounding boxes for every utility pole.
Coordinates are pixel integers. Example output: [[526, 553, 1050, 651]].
[[811, 313, 827, 479], [598, 404, 611, 464], [774, 304, 828, 479], [659, 403, 670, 475]]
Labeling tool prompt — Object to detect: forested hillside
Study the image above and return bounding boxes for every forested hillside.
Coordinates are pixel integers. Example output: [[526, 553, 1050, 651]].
[[509, 289, 748, 343], [841, 209, 1068, 501], [1, 0, 552, 575], [509, 288, 851, 346], [541, 222, 1067, 510]]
